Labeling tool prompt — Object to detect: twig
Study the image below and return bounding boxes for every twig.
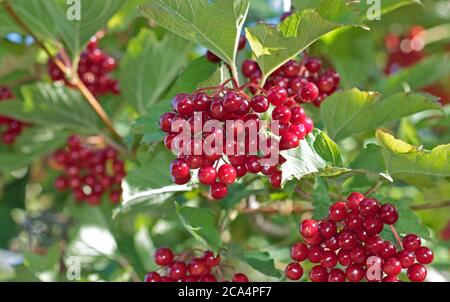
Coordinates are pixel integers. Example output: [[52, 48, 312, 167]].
[[411, 200, 450, 211], [4, 1, 123, 146], [364, 179, 383, 196], [389, 225, 403, 248]]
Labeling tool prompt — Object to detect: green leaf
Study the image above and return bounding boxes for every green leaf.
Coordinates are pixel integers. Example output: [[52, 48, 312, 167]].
[[219, 183, 263, 210], [139, 0, 250, 68], [120, 28, 193, 113], [280, 129, 349, 185], [165, 56, 219, 99], [176, 205, 222, 252], [349, 144, 392, 181], [0, 127, 68, 172], [292, 0, 361, 24], [354, 0, 421, 21], [23, 244, 59, 281], [312, 177, 332, 220], [245, 10, 362, 80], [131, 101, 172, 145], [319, 27, 375, 89], [242, 251, 282, 278], [114, 144, 190, 217], [6, 0, 123, 56], [376, 130, 450, 177], [320, 88, 443, 141], [375, 54, 450, 95], [0, 83, 101, 133], [197, 63, 231, 89], [222, 243, 281, 278]]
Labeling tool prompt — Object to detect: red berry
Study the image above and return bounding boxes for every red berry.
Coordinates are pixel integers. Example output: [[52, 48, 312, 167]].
[[285, 262, 304, 280], [402, 234, 421, 251], [304, 57, 322, 73], [169, 261, 187, 280], [232, 273, 249, 282], [242, 60, 259, 78], [210, 182, 228, 199], [346, 264, 365, 282], [154, 247, 174, 266], [328, 268, 346, 282], [346, 192, 365, 212], [217, 164, 237, 185], [170, 158, 190, 180], [144, 272, 161, 282], [363, 217, 384, 235], [290, 242, 309, 262], [397, 250, 415, 268], [267, 86, 288, 106], [300, 219, 319, 238], [202, 251, 221, 267], [358, 198, 380, 217], [329, 202, 348, 222], [280, 132, 299, 150], [269, 170, 282, 188], [319, 220, 337, 239], [415, 246, 433, 264], [407, 263, 427, 282], [321, 250, 338, 268], [250, 95, 269, 113], [272, 105, 292, 124], [309, 265, 328, 282], [379, 203, 399, 225], [188, 258, 207, 276], [299, 82, 319, 102], [383, 257, 402, 276], [198, 166, 217, 185], [223, 92, 243, 113]]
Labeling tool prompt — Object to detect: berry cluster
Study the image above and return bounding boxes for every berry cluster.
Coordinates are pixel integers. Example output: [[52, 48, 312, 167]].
[[285, 192, 434, 282], [52, 135, 124, 205], [206, 35, 247, 63], [0, 86, 28, 145], [144, 247, 249, 282], [384, 26, 450, 105], [159, 81, 315, 200], [48, 37, 120, 96], [384, 26, 425, 75], [242, 56, 340, 107]]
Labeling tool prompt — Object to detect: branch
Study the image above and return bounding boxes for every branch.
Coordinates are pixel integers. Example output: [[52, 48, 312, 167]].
[[411, 200, 450, 211], [3, 1, 124, 146], [364, 179, 383, 196]]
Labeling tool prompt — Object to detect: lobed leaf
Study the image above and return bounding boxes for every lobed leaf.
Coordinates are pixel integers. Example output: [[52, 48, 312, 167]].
[[320, 88, 443, 141]]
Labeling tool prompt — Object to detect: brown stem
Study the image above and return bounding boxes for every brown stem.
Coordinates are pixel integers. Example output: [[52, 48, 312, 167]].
[[389, 225, 403, 248], [4, 1, 123, 146], [239, 203, 313, 215], [364, 179, 383, 196], [411, 200, 450, 211]]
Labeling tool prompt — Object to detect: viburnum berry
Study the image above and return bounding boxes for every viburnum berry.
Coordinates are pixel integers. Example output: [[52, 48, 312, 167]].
[[407, 263, 427, 282], [154, 247, 174, 266], [402, 234, 421, 251], [51, 135, 124, 205], [242, 55, 340, 107], [159, 77, 316, 200], [285, 192, 434, 282], [300, 219, 319, 238], [232, 273, 249, 282], [328, 268, 346, 282], [415, 246, 434, 264], [145, 248, 249, 282], [0, 87, 28, 145], [48, 37, 119, 96], [285, 262, 303, 280]]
